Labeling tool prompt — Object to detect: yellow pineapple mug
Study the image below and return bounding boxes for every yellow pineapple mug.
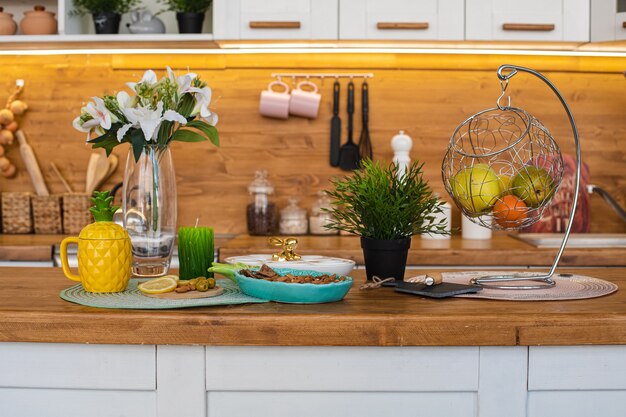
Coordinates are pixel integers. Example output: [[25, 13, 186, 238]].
[[60, 222, 132, 292]]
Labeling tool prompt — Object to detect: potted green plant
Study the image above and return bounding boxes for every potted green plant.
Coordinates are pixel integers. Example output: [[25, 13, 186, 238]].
[[159, 0, 212, 33], [325, 159, 448, 285], [72, 0, 140, 34]]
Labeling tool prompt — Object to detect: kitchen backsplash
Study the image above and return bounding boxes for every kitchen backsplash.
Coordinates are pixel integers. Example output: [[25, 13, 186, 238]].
[[0, 53, 624, 233]]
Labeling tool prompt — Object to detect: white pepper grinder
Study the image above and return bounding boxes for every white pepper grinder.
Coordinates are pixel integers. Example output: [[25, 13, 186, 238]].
[[391, 130, 412, 178], [422, 193, 452, 240]]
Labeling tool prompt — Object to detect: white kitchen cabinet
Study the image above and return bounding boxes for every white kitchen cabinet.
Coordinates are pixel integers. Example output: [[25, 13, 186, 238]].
[[466, 0, 590, 41], [591, 0, 626, 41], [0, 343, 157, 417], [4, 343, 626, 417], [213, 0, 338, 40], [527, 346, 626, 417], [339, 0, 464, 40], [206, 346, 480, 417]]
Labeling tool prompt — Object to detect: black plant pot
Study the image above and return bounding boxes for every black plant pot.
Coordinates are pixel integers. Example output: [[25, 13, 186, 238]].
[[176, 12, 205, 33], [361, 237, 411, 286], [92, 12, 121, 34]]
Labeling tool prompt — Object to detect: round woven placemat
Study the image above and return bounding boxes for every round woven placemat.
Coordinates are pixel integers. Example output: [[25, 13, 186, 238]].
[[60, 278, 268, 309], [439, 271, 618, 301]]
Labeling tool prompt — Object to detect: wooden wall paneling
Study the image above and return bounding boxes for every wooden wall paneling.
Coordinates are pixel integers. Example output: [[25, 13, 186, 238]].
[[0, 54, 623, 234]]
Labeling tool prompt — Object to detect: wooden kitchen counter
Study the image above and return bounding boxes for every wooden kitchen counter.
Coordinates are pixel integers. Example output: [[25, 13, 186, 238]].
[[219, 233, 626, 267], [1, 267, 625, 347], [0, 235, 62, 262]]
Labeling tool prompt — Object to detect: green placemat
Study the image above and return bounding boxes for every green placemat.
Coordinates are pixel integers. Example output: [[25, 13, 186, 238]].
[[60, 278, 268, 309]]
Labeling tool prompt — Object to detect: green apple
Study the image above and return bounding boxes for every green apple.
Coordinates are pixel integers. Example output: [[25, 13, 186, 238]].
[[451, 164, 502, 215], [511, 166, 556, 208]]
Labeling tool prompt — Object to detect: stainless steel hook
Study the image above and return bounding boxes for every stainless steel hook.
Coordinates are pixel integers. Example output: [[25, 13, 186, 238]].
[[497, 78, 511, 110]]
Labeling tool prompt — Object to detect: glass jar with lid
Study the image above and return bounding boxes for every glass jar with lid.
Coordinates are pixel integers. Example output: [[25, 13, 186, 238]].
[[246, 171, 278, 235], [279, 198, 308, 235], [309, 191, 338, 235]]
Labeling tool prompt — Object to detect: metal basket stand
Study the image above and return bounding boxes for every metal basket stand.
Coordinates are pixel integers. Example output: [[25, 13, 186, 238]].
[[467, 65, 580, 289]]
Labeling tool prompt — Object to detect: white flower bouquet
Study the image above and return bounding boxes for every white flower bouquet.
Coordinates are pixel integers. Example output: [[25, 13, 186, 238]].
[[73, 67, 219, 161]]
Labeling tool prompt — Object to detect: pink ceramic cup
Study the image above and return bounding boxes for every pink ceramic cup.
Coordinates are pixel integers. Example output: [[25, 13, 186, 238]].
[[289, 81, 321, 119], [259, 81, 290, 119]]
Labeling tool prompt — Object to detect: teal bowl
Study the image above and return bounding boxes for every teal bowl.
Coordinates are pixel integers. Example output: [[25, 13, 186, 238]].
[[233, 267, 353, 304]]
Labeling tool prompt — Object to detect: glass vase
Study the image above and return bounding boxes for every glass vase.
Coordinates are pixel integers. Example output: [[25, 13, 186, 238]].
[[123, 145, 177, 277]]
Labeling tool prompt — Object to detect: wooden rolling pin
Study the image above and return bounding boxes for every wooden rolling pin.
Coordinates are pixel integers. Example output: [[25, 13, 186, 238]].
[[16, 130, 49, 196], [407, 272, 444, 286]]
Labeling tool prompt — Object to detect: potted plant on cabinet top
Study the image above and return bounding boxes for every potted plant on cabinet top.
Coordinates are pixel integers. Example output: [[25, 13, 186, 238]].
[[72, 0, 140, 34], [159, 0, 212, 33], [325, 159, 448, 285]]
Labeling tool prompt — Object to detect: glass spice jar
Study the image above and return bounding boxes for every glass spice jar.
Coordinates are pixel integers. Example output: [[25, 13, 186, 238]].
[[309, 191, 337, 235], [279, 198, 308, 235], [246, 171, 278, 235]]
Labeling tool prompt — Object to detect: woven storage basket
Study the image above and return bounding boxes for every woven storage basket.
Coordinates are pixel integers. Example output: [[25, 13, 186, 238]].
[[63, 193, 92, 234], [1, 192, 33, 234], [32, 195, 63, 234]]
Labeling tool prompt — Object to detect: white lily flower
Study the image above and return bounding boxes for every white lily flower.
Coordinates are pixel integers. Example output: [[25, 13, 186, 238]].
[[121, 102, 164, 142], [86, 97, 112, 130], [73, 97, 113, 141], [163, 110, 188, 125], [117, 91, 134, 110], [189, 86, 218, 125], [72, 115, 89, 132], [116, 103, 187, 143], [166, 66, 197, 96], [126, 69, 158, 92], [203, 112, 219, 126], [72, 114, 92, 141]]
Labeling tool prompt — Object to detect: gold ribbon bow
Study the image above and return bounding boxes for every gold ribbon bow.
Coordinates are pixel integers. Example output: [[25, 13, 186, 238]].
[[268, 236, 301, 262]]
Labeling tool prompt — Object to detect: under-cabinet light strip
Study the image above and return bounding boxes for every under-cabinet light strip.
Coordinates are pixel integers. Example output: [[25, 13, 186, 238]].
[[0, 47, 624, 57]]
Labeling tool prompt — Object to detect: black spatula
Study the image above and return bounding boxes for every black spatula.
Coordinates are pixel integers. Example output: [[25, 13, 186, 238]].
[[338, 80, 360, 171], [358, 80, 373, 161], [330, 80, 341, 167]]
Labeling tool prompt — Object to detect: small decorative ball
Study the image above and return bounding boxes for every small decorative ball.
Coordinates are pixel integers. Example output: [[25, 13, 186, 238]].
[[4, 121, 18, 132], [1, 163, 16, 178], [0, 129, 14, 145], [9, 100, 28, 116], [0, 156, 11, 170], [0, 109, 14, 125]]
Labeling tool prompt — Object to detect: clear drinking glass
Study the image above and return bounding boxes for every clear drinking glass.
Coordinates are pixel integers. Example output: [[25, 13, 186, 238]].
[[123, 145, 177, 277]]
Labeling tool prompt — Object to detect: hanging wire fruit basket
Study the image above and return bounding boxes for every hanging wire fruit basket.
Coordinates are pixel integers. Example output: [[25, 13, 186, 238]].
[[442, 65, 581, 289]]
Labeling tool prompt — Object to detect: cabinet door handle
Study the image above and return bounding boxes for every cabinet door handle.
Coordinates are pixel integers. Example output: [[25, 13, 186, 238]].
[[249, 21, 301, 29], [377, 22, 429, 30], [502, 23, 555, 31]]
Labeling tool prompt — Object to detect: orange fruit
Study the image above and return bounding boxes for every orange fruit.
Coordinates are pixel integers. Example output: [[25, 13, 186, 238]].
[[493, 195, 528, 228]]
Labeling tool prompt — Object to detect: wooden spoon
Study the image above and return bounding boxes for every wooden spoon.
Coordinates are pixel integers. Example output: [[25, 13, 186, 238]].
[[85, 152, 110, 195], [92, 154, 118, 193], [49, 162, 73, 194]]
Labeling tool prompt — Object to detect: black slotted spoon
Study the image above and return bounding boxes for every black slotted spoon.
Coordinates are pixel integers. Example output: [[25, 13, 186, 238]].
[[338, 79, 360, 171]]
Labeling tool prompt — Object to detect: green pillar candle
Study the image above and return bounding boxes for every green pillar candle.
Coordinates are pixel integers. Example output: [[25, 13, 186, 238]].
[[177, 226, 214, 280]]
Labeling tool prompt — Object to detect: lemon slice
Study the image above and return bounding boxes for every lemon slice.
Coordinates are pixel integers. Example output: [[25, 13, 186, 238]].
[[162, 274, 180, 282], [138, 277, 178, 294]]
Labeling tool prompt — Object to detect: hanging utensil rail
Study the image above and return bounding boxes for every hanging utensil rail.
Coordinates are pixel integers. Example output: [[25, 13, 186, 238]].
[[271, 73, 373, 80]]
